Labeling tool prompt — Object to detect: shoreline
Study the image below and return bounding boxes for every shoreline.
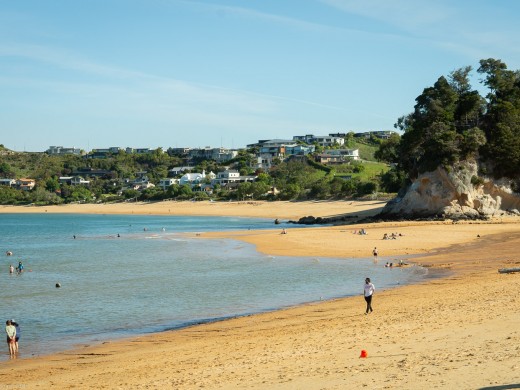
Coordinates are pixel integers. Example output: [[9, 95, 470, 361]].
[[0, 199, 387, 220], [1, 201, 520, 388]]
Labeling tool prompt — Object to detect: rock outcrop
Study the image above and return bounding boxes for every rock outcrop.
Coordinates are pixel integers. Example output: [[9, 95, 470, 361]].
[[380, 160, 520, 219]]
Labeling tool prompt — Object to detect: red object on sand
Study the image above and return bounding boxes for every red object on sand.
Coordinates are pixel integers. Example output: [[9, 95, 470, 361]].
[[360, 350, 368, 358]]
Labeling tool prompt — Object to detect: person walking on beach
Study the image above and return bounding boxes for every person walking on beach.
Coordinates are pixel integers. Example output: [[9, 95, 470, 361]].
[[5, 320, 16, 357], [372, 247, 378, 262], [363, 278, 375, 314]]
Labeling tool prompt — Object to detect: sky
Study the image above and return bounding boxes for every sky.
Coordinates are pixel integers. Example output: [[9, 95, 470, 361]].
[[1, 0, 520, 152]]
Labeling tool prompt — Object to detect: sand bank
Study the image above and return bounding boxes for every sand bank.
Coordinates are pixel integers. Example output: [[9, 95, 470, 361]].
[[0, 199, 386, 220], [1, 201, 519, 389]]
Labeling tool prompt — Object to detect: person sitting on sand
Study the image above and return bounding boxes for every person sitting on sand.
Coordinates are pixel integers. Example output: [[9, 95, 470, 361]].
[[383, 233, 389, 240]]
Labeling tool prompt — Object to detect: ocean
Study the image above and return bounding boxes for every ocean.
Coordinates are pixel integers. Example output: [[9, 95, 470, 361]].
[[0, 213, 430, 360]]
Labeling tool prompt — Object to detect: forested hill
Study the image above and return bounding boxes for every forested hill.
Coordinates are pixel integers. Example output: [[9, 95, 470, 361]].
[[376, 58, 520, 218], [0, 140, 389, 205]]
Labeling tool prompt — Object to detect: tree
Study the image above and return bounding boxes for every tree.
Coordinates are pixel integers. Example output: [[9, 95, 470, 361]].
[[45, 177, 60, 192], [477, 58, 520, 178], [177, 184, 193, 199], [32, 186, 62, 204], [0, 162, 13, 177], [375, 133, 400, 164], [236, 182, 252, 200], [396, 67, 485, 179], [67, 186, 93, 202]]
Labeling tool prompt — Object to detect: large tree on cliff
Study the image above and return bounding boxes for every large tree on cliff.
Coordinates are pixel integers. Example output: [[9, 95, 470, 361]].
[[477, 59, 520, 178], [393, 66, 486, 179]]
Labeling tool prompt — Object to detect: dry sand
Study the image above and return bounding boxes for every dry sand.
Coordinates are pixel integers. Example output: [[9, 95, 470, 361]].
[[1, 200, 519, 389]]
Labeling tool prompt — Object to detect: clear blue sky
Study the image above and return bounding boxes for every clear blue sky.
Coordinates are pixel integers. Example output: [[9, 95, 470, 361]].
[[1, 0, 519, 152]]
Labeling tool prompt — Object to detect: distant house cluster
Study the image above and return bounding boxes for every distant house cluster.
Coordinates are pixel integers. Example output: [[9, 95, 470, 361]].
[[7, 130, 396, 196]]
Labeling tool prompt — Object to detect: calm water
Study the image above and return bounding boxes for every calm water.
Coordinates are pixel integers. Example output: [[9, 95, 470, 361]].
[[0, 213, 430, 360]]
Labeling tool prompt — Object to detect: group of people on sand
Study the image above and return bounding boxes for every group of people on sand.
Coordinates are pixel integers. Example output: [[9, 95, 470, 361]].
[[382, 232, 404, 240], [5, 319, 20, 357]]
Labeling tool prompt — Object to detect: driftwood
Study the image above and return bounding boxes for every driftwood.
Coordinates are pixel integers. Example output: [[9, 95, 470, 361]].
[[498, 268, 520, 274]]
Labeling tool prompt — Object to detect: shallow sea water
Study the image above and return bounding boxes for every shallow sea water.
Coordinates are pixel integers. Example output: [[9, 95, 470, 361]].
[[0, 213, 430, 360]]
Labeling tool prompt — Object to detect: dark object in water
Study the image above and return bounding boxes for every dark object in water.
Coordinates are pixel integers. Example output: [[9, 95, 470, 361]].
[[498, 267, 520, 274], [56, 283, 61, 288]]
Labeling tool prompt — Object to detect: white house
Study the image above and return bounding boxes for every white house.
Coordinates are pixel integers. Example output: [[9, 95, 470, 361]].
[[325, 149, 360, 160], [179, 170, 216, 187], [212, 170, 256, 187], [214, 169, 240, 185]]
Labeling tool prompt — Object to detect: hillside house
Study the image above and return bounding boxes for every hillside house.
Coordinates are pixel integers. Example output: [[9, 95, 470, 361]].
[[46, 146, 82, 155], [158, 178, 179, 190], [188, 147, 238, 163], [179, 170, 216, 187], [250, 139, 315, 170], [16, 178, 36, 191], [292, 134, 345, 147], [212, 170, 256, 187], [0, 179, 16, 187], [89, 147, 122, 159], [169, 166, 195, 176], [131, 176, 155, 190], [72, 168, 114, 179], [315, 149, 360, 165]]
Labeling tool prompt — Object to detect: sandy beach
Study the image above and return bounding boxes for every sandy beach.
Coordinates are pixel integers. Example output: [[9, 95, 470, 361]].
[[1, 200, 519, 389]]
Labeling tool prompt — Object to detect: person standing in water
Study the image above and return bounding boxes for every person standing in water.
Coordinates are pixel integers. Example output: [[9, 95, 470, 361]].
[[5, 320, 16, 357], [372, 247, 378, 262], [11, 320, 20, 353], [363, 277, 375, 314]]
